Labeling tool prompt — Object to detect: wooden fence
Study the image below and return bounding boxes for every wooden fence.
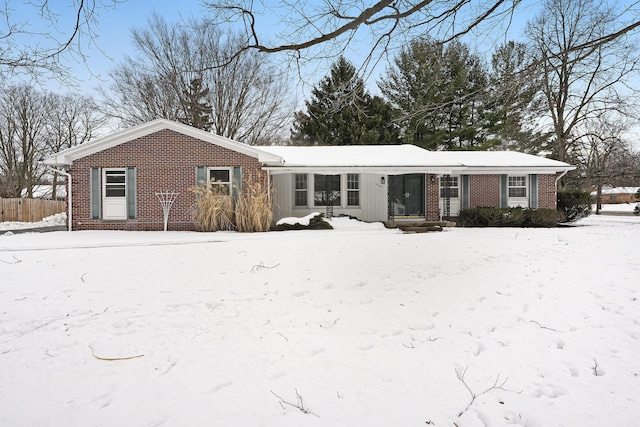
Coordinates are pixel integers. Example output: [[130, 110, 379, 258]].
[[0, 198, 67, 223]]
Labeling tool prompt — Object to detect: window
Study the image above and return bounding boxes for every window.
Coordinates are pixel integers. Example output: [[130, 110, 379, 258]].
[[294, 174, 308, 206], [508, 176, 527, 198], [207, 168, 232, 194], [347, 174, 360, 206], [104, 169, 126, 198], [314, 174, 341, 206], [440, 175, 459, 198]]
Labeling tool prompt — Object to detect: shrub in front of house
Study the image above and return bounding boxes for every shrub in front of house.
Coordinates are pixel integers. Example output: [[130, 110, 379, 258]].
[[191, 173, 274, 232], [557, 190, 592, 223], [235, 173, 273, 232], [459, 207, 565, 227], [191, 184, 236, 231]]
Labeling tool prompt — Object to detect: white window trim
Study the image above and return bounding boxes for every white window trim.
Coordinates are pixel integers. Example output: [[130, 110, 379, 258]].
[[294, 173, 308, 207], [346, 173, 360, 207], [103, 168, 127, 199], [207, 167, 233, 194], [439, 175, 459, 199], [508, 175, 528, 207]]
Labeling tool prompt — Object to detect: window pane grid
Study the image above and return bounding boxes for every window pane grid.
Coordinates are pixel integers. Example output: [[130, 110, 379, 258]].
[[508, 176, 527, 198], [440, 175, 459, 198], [105, 170, 126, 198], [347, 173, 359, 206], [294, 174, 308, 206]]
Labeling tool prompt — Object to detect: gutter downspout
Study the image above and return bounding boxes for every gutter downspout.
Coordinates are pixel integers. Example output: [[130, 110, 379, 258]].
[[555, 169, 569, 187], [44, 165, 72, 231]]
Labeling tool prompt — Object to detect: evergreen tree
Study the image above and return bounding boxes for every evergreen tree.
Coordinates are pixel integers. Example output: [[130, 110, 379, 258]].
[[291, 57, 399, 145], [486, 41, 542, 152], [379, 38, 489, 150], [180, 77, 213, 131]]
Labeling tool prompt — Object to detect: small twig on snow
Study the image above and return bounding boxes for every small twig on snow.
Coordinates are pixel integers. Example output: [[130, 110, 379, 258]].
[[80, 273, 87, 283], [0, 255, 21, 264], [592, 358, 600, 376], [402, 341, 415, 349], [271, 389, 318, 416], [88, 344, 144, 361], [426, 336, 439, 342], [320, 317, 340, 328], [250, 261, 280, 273], [456, 366, 508, 417], [529, 320, 557, 332], [276, 332, 289, 342]]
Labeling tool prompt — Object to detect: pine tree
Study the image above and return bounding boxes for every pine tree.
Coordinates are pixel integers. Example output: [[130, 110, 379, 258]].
[[291, 57, 399, 145], [379, 38, 489, 150], [180, 77, 212, 131]]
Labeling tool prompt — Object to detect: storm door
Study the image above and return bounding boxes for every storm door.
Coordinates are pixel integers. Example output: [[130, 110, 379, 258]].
[[389, 174, 425, 218]]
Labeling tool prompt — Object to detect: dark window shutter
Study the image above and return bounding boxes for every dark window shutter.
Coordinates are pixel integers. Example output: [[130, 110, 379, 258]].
[[461, 174, 470, 209], [232, 166, 242, 200], [529, 174, 538, 209], [196, 166, 206, 185], [126, 167, 137, 219], [499, 174, 508, 208], [90, 167, 101, 219]]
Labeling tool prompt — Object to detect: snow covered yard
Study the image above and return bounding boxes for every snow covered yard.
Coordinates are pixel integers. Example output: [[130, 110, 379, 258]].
[[1, 215, 639, 426]]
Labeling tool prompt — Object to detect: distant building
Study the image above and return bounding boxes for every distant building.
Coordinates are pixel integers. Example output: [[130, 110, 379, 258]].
[[591, 186, 640, 204]]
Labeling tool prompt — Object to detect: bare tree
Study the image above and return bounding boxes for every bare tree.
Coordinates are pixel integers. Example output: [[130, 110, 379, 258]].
[[44, 93, 105, 199], [0, 85, 51, 197], [101, 14, 292, 145], [0, 0, 124, 83], [574, 116, 638, 214], [526, 0, 640, 165], [202, 0, 640, 79], [0, 86, 102, 198]]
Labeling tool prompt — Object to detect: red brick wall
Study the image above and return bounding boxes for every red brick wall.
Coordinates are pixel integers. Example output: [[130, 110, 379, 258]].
[[469, 174, 501, 208], [426, 174, 440, 221], [71, 129, 265, 231], [538, 174, 558, 209], [465, 173, 558, 209]]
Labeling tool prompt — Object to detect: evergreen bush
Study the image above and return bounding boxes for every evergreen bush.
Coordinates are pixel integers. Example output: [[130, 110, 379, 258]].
[[557, 190, 592, 223], [459, 207, 564, 227]]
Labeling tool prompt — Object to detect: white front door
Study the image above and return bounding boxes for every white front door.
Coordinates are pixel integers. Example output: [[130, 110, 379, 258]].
[[103, 169, 127, 219]]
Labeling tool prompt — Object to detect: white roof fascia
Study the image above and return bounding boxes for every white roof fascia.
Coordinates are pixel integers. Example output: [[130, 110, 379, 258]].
[[41, 119, 284, 166], [460, 166, 576, 174], [263, 166, 464, 175]]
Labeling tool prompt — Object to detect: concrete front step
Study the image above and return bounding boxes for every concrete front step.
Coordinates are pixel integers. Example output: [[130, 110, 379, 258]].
[[384, 221, 455, 233]]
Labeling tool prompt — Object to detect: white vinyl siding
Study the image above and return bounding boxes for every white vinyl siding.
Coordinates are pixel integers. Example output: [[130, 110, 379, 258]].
[[270, 173, 387, 222]]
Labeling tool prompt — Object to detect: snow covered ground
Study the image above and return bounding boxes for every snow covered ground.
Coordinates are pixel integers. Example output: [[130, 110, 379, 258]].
[[1, 214, 639, 426]]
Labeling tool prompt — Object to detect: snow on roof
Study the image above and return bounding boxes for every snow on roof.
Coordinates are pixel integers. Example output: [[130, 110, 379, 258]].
[[259, 145, 574, 173], [259, 145, 462, 168], [434, 150, 573, 168], [592, 186, 640, 195]]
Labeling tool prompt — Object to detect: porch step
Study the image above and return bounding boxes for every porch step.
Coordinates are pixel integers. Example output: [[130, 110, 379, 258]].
[[384, 221, 455, 233]]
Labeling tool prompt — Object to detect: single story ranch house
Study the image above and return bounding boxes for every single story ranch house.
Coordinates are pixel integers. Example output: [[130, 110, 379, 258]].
[[42, 119, 575, 231]]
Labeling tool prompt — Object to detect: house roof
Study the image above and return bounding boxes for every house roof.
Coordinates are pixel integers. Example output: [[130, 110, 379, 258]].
[[259, 145, 467, 174], [42, 119, 284, 166], [591, 186, 639, 195], [42, 119, 574, 175], [260, 145, 575, 175]]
